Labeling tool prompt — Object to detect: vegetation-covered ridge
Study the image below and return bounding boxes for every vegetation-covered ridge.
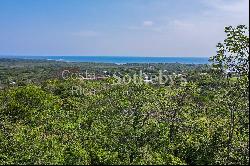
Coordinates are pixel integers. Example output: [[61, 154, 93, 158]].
[[0, 25, 249, 165]]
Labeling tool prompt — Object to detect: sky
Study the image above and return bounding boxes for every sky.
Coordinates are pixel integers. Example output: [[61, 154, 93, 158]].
[[0, 0, 249, 57]]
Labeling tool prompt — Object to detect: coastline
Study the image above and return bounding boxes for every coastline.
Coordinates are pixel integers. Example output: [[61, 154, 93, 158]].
[[0, 55, 209, 64]]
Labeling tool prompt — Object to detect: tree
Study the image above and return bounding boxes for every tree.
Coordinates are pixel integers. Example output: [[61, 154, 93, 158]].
[[210, 25, 249, 75], [210, 25, 249, 164]]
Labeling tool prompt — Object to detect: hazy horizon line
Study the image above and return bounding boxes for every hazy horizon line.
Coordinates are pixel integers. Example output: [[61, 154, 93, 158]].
[[0, 54, 211, 58]]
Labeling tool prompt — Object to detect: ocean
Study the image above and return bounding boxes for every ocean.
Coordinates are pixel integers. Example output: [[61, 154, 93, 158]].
[[0, 56, 210, 64]]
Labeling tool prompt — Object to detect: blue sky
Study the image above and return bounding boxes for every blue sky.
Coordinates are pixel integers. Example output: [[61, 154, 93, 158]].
[[0, 0, 249, 57]]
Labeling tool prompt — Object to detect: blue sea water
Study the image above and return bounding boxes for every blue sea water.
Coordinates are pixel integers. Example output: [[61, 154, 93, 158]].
[[0, 55, 209, 64]]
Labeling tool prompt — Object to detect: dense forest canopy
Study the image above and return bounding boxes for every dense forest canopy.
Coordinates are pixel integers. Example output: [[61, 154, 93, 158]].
[[0, 25, 249, 165]]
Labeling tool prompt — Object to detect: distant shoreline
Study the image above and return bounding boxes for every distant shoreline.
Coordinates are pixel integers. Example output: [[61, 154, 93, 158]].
[[0, 55, 210, 64]]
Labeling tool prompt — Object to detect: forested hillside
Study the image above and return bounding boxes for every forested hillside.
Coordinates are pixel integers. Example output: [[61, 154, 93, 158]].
[[0, 26, 249, 165]]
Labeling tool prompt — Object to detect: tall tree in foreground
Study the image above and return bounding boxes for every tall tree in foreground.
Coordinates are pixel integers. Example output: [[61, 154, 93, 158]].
[[210, 25, 249, 164], [210, 25, 249, 75]]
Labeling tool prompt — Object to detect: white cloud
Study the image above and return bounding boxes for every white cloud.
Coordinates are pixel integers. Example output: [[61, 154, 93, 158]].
[[143, 21, 154, 27], [128, 20, 156, 29], [196, 0, 249, 33], [127, 20, 164, 32], [202, 0, 249, 16]]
